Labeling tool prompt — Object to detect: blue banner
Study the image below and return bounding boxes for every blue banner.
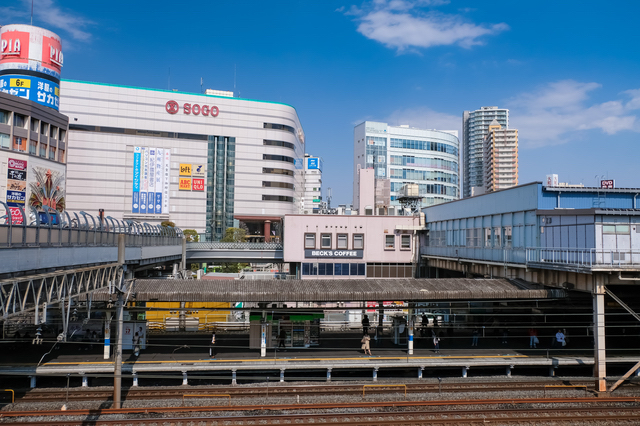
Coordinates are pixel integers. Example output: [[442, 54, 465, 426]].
[[155, 192, 162, 214], [0, 74, 60, 111], [140, 192, 147, 214], [6, 190, 26, 207], [132, 147, 141, 213]]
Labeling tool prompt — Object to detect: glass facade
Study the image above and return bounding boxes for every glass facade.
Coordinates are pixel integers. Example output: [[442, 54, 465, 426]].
[[206, 136, 236, 241]]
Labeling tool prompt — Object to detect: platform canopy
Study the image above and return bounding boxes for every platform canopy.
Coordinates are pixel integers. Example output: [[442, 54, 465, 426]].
[[89, 278, 565, 303]]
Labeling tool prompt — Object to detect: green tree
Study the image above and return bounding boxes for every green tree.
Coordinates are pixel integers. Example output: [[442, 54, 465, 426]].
[[183, 229, 200, 242], [221, 227, 247, 242], [160, 220, 176, 228]]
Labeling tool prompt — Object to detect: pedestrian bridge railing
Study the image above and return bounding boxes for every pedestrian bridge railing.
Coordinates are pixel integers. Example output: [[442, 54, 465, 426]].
[[186, 242, 283, 251], [0, 203, 183, 249], [526, 247, 640, 269]]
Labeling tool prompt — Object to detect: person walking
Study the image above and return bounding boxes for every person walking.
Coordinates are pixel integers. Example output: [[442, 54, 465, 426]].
[[432, 331, 440, 354], [362, 314, 370, 336], [528, 327, 539, 348], [471, 328, 479, 347], [209, 330, 216, 358], [361, 334, 372, 355], [278, 328, 287, 349]]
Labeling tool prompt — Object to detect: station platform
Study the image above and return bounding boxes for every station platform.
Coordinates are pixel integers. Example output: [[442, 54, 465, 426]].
[[1, 330, 638, 386]]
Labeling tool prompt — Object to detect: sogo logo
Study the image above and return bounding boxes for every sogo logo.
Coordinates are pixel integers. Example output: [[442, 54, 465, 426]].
[[165, 100, 219, 117]]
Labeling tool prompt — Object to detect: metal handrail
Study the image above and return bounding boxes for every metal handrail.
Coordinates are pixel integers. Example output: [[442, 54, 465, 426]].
[[187, 242, 284, 250]]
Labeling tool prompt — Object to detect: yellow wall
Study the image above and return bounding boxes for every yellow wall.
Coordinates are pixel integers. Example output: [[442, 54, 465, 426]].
[[145, 301, 231, 324]]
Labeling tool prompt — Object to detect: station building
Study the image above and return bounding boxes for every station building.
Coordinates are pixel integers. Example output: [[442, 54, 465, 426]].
[[59, 80, 306, 241], [0, 25, 68, 225]]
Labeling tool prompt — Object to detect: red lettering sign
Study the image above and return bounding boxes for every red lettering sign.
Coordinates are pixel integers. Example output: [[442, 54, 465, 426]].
[[8, 158, 27, 170], [211, 106, 219, 117], [42, 35, 63, 72], [192, 178, 205, 191], [202, 105, 209, 116], [192, 104, 200, 115], [8, 207, 24, 225], [0, 30, 29, 65], [184, 103, 191, 114], [165, 101, 219, 117]]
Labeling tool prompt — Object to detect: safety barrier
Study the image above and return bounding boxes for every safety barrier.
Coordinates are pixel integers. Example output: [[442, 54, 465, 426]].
[[1, 389, 14, 404], [527, 247, 640, 269], [0, 203, 183, 249]]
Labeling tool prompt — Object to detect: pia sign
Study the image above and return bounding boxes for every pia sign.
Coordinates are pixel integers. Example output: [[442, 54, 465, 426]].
[[166, 100, 219, 117]]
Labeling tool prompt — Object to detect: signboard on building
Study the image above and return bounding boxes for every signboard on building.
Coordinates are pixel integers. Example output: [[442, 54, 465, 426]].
[[192, 178, 205, 191], [179, 177, 192, 191], [545, 174, 558, 187], [304, 249, 364, 259], [192, 164, 205, 178], [600, 179, 615, 189], [0, 75, 59, 109], [131, 146, 170, 214], [5, 158, 27, 216], [179, 164, 192, 176]]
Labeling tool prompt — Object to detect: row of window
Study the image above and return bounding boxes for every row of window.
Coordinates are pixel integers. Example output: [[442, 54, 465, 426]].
[[263, 139, 295, 150], [262, 195, 294, 202], [69, 124, 209, 141], [0, 110, 66, 139], [263, 154, 294, 164], [389, 168, 458, 185], [263, 167, 293, 176], [1, 133, 66, 162], [390, 138, 458, 156], [264, 122, 295, 134], [262, 181, 294, 189], [302, 263, 415, 278], [429, 227, 514, 248], [389, 155, 458, 173], [304, 233, 411, 250]]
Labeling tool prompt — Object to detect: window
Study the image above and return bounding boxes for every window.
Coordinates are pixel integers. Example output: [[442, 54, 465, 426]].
[[321, 233, 332, 249], [262, 195, 293, 202], [494, 227, 501, 248], [304, 233, 316, 249], [263, 139, 295, 150], [49, 146, 56, 160], [0, 109, 9, 125], [0, 133, 9, 149], [59, 129, 66, 142], [30, 119, 39, 132], [13, 136, 26, 152], [13, 114, 26, 128], [262, 181, 294, 189], [29, 140, 37, 154], [353, 234, 364, 249], [504, 226, 512, 248], [263, 122, 295, 134], [40, 122, 48, 135], [263, 154, 294, 164], [40, 142, 47, 157], [263, 167, 293, 176], [401, 234, 411, 250], [58, 148, 65, 163], [385, 234, 395, 249], [337, 234, 348, 249], [484, 228, 492, 247]]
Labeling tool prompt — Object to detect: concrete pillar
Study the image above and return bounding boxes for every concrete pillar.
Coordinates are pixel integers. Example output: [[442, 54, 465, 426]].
[[593, 277, 607, 392], [326, 368, 332, 382], [132, 372, 138, 387], [462, 366, 469, 378], [81, 374, 88, 387], [182, 371, 188, 386], [264, 220, 271, 243], [260, 322, 267, 357], [373, 367, 379, 382], [30, 376, 36, 388], [181, 238, 186, 270], [280, 368, 285, 383], [232, 369, 237, 386]]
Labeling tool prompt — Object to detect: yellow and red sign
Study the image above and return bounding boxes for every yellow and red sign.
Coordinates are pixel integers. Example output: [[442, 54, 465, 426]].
[[179, 178, 192, 191]]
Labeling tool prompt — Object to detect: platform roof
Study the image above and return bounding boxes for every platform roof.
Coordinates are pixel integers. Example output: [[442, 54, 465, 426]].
[[90, 278, 564, 303]]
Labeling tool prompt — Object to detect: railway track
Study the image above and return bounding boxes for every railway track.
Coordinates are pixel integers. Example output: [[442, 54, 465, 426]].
[[14, 380, 600, 402], [2, 399, 640, 425]]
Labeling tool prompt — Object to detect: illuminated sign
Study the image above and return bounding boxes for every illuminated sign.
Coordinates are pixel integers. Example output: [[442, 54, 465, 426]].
[[304, 250, 363, 259], [179, 178, 192, 191], [165, 100, 219, 117], [192, 178, 205, 191], [600, 179, 615, 189]]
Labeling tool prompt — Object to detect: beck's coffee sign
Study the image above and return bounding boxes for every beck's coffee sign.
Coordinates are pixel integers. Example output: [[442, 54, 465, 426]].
[[305, 250, 363, 259]]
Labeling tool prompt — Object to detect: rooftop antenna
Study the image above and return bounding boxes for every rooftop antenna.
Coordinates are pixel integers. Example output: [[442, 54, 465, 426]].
[[168, 68, 170, 90], [327, 187, 332, 210], [31, 0, 34, 25], [234, 64, 237, 97], [200, 77, 203, 94]]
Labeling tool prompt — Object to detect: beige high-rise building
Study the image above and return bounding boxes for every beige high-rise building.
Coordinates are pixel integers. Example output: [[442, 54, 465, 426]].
[[483, 119, 518, 193]]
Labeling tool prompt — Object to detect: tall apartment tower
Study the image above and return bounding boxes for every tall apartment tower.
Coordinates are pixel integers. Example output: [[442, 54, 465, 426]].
[[354, 121, 459, 212], [302, 154, 323, 214], [462, 106, 508, 197], [483, 120, 518, 192]]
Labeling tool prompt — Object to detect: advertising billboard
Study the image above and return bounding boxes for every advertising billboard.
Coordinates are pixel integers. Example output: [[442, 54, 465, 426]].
[[6, 158, 27, 211], [131, 147, 170, 214]]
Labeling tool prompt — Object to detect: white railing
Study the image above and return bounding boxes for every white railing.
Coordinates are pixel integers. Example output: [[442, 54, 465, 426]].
[[526, 248, 640, 268], [187, 242, 283, 250]]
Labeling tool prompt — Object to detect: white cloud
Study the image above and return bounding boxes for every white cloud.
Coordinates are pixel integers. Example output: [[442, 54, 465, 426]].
[[348, 0, 508, 52], [0, 0, 93, 41], [507, 80, 640, 148], [385, 106, 461, 135]]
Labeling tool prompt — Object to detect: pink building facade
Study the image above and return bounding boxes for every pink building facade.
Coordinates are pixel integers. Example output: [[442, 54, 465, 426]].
[[284, 214, 424, 279]]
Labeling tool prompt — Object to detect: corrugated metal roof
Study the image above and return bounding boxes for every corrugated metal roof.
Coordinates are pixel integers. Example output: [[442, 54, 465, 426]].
[[88, 278, 564, 302]]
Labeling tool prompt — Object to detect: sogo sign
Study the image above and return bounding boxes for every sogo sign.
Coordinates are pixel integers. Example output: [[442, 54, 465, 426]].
[[166, 100, 219, 117]]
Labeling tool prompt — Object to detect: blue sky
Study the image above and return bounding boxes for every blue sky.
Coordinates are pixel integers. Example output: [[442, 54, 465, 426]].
[[2, 0, 639, 205]]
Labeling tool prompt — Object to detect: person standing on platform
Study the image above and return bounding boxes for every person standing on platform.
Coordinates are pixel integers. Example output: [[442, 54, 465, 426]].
[[278, 328, 287, 349], [209, 329, 216, 358], [132, 332, 140, 357], [361, 333, 372, 355], [471, 328, 479, 347], [555, 329, 566, 349], [432, 331, 440, 354], [528, 327, 539, 348], [362, 314, 370, 336]]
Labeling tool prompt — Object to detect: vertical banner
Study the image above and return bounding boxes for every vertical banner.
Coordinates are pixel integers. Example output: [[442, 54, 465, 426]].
[[140, 148, 148, 214], [131, 146, 141, 213], [147, 148, 156, 212], [162, 150, 171, 214], [155, 148, 163, 214]]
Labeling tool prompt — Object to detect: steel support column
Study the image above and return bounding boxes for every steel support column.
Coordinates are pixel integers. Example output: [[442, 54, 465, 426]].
[[593, 276, 607, 392]]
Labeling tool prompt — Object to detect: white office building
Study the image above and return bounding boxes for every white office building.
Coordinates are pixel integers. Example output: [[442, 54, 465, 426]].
[[59, 80, 305, 241], [302, 154, 322, 214], [462, 106, 509, 198], [353, 121, 459, 211]]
